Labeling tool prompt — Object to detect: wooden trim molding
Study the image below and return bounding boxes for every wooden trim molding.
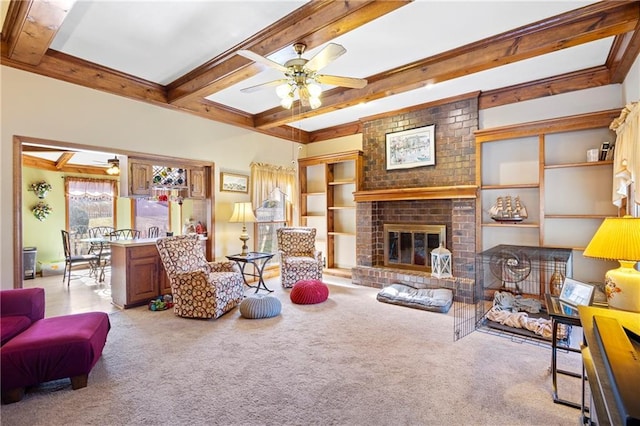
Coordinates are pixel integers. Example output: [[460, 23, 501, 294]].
[[354, 185, 478, 202], [474, 109, 621, 143]]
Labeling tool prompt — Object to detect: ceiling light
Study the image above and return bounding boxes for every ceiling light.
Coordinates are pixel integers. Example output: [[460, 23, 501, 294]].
[[307, 82, 322, 98], [106, 157, 120, 175], [276, 83, 293, 99], [281, 92, 294, 109], [309, 96, 322, 109], [275, 78, 323, 110]]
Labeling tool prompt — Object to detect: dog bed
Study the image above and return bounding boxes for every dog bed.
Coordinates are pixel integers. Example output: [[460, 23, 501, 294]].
[[376, 283, 453, 313]]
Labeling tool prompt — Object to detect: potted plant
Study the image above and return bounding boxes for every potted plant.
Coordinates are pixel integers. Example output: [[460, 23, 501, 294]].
[[32, 202, 52, 221], [30, 181, 53, 199]]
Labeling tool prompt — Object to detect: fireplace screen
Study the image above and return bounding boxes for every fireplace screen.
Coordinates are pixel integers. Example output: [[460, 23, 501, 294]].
[[384, 224, 446, 271]]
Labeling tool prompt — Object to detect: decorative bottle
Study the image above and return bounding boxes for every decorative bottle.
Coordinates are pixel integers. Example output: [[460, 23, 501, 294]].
[[549, 260, 565, 295]]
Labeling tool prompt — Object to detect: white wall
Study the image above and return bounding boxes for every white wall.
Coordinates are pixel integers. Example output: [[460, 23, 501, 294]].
[[0, 66, 300, 288], [480, 85, 623, 129], [302, 134, 362, 159], [622, 54, 640, 104]]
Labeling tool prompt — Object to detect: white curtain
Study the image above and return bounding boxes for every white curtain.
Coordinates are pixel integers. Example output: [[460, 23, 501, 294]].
[[610, 101, 639, 211], [249, 162, 296, 213], [65, 177, 118, 200]]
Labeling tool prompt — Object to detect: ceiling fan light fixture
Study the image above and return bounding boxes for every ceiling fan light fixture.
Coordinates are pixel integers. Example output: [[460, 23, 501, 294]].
[[106, 157, 120, 175], [276, 82, 293, 99], [307, 82, 322, 98], [281, 93, 294, 109], [309, 96, 322, 109]]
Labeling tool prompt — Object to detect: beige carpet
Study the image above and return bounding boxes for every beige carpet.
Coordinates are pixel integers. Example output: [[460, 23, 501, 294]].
[[1, 277, 584, 425]]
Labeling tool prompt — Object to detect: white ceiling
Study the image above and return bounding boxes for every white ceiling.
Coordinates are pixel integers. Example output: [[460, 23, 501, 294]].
[[45, 0, 605, 134]]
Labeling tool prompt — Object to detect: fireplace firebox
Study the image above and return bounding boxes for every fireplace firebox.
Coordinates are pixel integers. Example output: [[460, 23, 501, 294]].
[[383, 224, 446, 272]]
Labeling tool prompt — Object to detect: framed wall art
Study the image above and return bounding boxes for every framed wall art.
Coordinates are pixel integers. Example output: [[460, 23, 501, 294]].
[[386, 124, 435, 170], [220, 172, 249, 193]]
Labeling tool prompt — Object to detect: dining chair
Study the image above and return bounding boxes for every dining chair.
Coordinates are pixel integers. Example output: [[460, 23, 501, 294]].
[[61, 230, 100, 287], [111, 229, 141, 240], [87, 226, 115, 280], [147, 226, 160, 238]]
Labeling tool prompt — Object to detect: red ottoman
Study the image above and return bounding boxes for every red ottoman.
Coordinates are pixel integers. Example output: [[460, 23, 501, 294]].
[[290, 279, 329, 305], [1, 312, 110, 403]]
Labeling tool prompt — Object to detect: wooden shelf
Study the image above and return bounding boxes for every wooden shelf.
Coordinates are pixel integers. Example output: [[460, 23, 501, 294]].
[[328, 231, 356, 236], [482, 222, 540, 228], [299, 150, 363, 272], [475, 110, 621, 285], [328, 180, 355, 186], [544, 160, 613, 169], [481, 183, 539, 190], [544, 214, 611, 219]]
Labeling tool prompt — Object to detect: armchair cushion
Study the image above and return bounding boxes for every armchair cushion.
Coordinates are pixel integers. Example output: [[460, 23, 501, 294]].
[[156, 235, 244, 319], [277, 227, 323, 288], [1, 288, 45, 346]]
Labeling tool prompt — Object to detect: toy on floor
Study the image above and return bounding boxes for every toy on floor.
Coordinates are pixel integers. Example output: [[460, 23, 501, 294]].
[[149, 294, 174, 311]]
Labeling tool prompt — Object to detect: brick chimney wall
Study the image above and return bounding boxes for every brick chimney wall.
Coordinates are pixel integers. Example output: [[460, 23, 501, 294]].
[[353, 95, 478, 292], [362, 96, 478, 191]]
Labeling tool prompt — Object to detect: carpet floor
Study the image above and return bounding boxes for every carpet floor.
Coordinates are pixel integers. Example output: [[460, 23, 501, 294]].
[[1, 277, 584, 425]]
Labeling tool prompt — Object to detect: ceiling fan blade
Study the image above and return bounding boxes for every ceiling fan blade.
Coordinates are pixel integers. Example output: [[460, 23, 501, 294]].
[[305, 43, 346, 72], [316, 74, 368, 89], [240, 79, 289, 93], [237, 49, 289, 73]]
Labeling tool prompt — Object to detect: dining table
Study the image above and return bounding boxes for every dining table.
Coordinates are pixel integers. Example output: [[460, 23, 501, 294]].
[[79, 236, 112, 282]]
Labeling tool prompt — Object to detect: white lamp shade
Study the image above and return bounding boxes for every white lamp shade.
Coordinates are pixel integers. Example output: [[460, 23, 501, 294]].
[[229, 202, 256, 224]]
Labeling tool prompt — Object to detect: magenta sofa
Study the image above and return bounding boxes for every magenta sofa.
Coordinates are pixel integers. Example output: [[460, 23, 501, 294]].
[[0, 288, 110, 403]]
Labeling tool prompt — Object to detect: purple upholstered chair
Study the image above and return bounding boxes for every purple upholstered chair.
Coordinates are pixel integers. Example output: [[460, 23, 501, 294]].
[[0, 288, 110, 403]]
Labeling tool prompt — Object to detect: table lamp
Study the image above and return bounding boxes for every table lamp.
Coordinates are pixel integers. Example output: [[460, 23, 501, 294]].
[[229, 202, 257, 256], [583, 216, 640, 312]]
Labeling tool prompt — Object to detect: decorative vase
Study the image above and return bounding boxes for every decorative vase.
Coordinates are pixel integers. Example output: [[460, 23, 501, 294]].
[[550, 260, 565, 296], [35, 190, 48, 199]]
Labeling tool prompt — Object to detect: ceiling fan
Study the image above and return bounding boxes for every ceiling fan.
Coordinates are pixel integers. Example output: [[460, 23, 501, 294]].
[[238, 42, 367, 109], [93, 156, 120, 175]]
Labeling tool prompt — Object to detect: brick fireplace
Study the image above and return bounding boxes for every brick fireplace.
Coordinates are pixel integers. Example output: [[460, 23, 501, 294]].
[[351, 94, 479, 295]]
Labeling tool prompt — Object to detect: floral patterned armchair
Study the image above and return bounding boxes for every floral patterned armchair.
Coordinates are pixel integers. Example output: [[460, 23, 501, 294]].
[[156, 235, 244, 319], [277, 227, 323, 288]]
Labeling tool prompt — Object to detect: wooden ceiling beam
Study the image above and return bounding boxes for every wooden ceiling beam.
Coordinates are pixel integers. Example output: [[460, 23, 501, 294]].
[[167, 0, 410, 105], [22, 153, 109, 175], [609, 25, 640, 83], [479, 66, 612, 110], [55, 152, 75, 169], [254, 1, 639, 129], [1, 0, 75, 65]]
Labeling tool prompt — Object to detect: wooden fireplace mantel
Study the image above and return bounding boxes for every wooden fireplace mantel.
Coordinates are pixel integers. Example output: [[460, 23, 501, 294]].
[[353, 185, 478, 202]]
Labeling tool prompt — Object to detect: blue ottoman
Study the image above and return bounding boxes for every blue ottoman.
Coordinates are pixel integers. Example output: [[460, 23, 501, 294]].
[[239, 295, 282, 319]]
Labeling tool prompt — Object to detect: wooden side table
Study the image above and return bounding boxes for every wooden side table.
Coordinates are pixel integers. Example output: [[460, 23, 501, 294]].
[[226, 252, 275, 293]]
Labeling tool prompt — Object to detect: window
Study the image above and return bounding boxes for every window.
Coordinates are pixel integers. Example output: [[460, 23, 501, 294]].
[[134, 198, 169, 237], [254, 188, 288, 259], [66, 177, 117, 254]]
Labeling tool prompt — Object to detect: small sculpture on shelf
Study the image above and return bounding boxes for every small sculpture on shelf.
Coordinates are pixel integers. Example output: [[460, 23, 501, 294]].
[[488, 195, 528, 223]]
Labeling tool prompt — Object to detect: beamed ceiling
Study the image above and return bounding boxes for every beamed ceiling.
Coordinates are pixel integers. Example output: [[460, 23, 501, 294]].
[[1, 0, 639, 146]]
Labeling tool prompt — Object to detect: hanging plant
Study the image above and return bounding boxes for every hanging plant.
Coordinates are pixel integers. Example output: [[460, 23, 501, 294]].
[[30, 181, 53, 199], [32, 202, 52, 221]]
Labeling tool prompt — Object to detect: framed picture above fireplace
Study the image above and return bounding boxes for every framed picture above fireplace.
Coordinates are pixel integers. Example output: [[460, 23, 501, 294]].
[[385, 124, 435, 170]]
